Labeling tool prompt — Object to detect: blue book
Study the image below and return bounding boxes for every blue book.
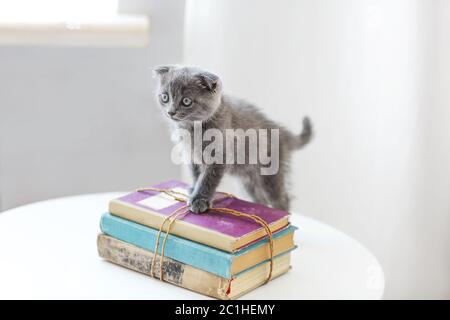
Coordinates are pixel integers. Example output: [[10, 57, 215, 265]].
[[100, 212, 297, 278]]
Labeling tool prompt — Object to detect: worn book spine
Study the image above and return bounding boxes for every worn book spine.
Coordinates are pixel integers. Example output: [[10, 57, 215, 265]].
[[100, 212, 234, 278], [100, 212, 296, 279], [97, 234, 231, 300]]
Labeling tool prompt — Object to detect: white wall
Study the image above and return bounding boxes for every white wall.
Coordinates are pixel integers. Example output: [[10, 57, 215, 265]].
[[185, 0, 450, 299], [0, 0, 448, 299], [0, 0, 185, 210]]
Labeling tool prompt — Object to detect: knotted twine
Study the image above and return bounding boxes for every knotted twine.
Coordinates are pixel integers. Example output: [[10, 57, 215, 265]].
[[136, 187, 274, 284]]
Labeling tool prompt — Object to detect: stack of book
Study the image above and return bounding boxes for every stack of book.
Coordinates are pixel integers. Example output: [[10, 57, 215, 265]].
[[97, 180, 297, 299]]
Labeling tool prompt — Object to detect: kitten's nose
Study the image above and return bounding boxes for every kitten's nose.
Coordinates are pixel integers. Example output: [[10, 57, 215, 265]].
[[168, 110, 176, 117]]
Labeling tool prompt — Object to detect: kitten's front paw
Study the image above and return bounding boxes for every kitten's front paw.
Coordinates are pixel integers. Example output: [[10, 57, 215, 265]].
[[189, 197, 210, 214]]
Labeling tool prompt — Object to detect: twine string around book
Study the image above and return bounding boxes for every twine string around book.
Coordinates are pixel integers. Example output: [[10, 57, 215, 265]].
[[136, 187, 274, 284]]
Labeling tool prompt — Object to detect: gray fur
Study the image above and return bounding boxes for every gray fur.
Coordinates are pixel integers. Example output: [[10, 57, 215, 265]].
[[153, 65, 312, 213]]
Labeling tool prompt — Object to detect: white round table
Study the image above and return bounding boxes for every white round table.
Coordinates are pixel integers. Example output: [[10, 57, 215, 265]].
[[0, 193, 384, 299]]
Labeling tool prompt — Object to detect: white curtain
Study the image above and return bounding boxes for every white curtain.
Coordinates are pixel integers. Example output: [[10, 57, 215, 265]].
[[184, 0, 450, 299]]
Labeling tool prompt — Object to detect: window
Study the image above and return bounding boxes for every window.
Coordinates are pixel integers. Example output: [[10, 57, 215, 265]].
[[0, 0, 119, 22], [0, 0, 149, 47]]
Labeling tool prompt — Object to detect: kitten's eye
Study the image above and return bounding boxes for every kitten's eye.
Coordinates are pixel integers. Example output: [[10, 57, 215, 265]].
[[160, 93, 169, 103], [182, 97, 192, 107]]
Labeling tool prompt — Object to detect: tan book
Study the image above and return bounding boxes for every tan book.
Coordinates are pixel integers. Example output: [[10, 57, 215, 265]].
[[101, 212, 296, 278], [97, 234, 291, 300]]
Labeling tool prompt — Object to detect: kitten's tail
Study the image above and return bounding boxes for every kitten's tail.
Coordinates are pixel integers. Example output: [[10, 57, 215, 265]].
[[292, 116, 313, 149]]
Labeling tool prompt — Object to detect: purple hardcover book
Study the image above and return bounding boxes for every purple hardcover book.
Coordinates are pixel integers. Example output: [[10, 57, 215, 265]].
[[109, 180, 290, 252]]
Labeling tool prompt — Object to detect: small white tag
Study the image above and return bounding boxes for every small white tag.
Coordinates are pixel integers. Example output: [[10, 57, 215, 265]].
[[138, 187, 188, 210]]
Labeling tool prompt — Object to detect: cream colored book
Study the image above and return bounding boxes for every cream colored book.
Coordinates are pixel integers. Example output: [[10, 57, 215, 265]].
[[109, 180, 290, 252], [97, 234, 291, 300]]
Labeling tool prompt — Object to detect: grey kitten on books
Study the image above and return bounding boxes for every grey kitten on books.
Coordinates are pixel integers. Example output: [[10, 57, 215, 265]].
[[153, 65, 312, 213]]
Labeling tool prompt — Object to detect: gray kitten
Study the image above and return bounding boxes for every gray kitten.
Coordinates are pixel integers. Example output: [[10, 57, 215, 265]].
[[153, 65, 312, 213]]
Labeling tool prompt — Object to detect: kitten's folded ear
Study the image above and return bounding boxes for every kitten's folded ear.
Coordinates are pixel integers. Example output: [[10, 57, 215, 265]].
[[153, 65, 175, 78], [195, 72, 221, 92]]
